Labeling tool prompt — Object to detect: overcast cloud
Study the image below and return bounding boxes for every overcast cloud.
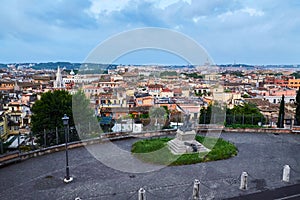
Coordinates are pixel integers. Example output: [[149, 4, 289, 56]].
[[0, 0, 299, 64]]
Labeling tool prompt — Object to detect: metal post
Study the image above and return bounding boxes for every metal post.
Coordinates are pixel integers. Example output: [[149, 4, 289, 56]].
[[177, 113, 179, 129], [233, 114, 236, 124], [132, 117, 134, 133], [138, 188, 146, 200], [56, 127, 59, 145], [120, 119, 122, 133], [31, 131, 34, 148], [18, 131, 21, 153], [0, 137, 3, 154], [0, 128, 3, 154], [192, 179, 200, 200], [240, 172, 248, 190], [242, 114, 245, 125], [43, 129, 46, 148], [282, 165, 290, 182], [62, 114, 73, 183]]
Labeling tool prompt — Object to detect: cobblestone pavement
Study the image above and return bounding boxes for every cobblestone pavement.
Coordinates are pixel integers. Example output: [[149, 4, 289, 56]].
[[1, 132, 300, 200]]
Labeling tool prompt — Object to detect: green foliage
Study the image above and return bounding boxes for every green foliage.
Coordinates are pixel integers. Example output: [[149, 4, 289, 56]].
[[72, 90, 100, 138], [277, 95, 285, 128], [131, 137, 170, 153], [131, 136, 238, 165], [227, 103, 262, 115], [199, 105, 212, 124], [160, 71, 177, 77], [226, 103, 266, 126], [221, 71, 244, 77], [225, 124, 262, 129], [291, 71, 300, 79], [31, 90, 73, 134], [149, 107, 166, 119], [199, 104, 224, 124], [241, 94, 251, 98], [140, 113, 149, 119], [200, 103, 266, 126], [181, 72, 203, 79], [31, 90, 98, 145]]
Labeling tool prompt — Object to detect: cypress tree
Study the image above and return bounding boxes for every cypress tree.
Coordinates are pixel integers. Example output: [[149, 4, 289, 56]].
[[277, 95, 285, 128]]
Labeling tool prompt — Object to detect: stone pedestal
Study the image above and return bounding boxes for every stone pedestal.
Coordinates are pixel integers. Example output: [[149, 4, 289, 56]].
[[167, 129, 210, 155]]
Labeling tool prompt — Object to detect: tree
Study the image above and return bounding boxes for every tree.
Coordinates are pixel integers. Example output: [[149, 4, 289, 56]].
[[226, 103, 265, 126], [277, 95, 285, 128], [31, 90, 73, 135], [31, 90, 98, 145], [149, 107, 167, 129], [199, 105, 212, 124], [199, 104, 225, 124], [295, 90, 300, 125], [72, 90, 100, 138]]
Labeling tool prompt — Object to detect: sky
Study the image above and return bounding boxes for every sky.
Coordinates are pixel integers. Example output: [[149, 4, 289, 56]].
[[1, 0, 300, 65]]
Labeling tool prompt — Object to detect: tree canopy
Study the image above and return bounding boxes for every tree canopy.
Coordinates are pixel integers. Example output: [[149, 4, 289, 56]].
[[31, 90, 98, 144], [31, 90, 73, 134], [72, 89, 100, 137], [199, 103, 265, 126]]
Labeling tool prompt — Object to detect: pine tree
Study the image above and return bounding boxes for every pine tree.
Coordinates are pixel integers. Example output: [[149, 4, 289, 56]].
[[295, 90, 300, 125], [277, 95, 285, 128]]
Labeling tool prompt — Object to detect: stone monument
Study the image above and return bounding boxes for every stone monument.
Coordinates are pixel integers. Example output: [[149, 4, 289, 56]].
[[168, 114, 210, 155]]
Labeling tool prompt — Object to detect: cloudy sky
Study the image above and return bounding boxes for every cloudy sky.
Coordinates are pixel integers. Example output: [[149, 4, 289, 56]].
[[1, 0, 300, 65]]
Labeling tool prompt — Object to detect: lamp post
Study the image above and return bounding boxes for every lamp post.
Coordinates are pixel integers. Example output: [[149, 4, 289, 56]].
[[62, 114, 73, 183]]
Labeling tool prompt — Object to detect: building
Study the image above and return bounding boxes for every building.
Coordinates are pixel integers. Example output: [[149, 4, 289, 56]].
[[0, 112, 8, 140], [135, 93, 154, 107], [288, 78, 300, 89], [53, 66, 65, 89]]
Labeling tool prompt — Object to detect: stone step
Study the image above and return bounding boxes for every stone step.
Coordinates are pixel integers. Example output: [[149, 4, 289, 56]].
[[167, 139, 210, 155]]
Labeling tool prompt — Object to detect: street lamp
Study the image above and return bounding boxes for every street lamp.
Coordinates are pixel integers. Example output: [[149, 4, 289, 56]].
[[62, 114, 73, 183]]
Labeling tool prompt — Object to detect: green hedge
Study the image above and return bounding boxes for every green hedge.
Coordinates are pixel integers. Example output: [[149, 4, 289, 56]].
[[131, 135, 238, 165]]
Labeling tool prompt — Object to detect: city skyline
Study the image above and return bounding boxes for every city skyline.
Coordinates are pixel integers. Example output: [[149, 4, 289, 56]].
[[1, 0, 300, 65]]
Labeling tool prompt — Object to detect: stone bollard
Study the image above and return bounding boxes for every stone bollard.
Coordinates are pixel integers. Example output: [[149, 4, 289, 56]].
[[138, 188, 146, 200], [282, 165, 290, 182], [240, 172, 248, 190], [192, 179, 200, 200]]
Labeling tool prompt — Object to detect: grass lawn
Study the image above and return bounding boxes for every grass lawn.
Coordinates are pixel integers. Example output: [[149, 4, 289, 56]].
[[131, 135, 238, 166]]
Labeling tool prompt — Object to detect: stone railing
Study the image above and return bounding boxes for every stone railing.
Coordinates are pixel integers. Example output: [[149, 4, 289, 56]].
[[223, 128, 292, 134], [0, 129, 177, 168]]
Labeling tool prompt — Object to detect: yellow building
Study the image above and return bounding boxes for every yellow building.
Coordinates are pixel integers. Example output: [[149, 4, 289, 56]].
[[0, 112, 8, 140], [0, 80, 14, 91], [288, 79, 300, 89]]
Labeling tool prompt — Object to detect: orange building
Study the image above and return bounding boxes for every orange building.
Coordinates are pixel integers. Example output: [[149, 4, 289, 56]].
[[0, 80, 14, 91], [135, 94, 154, 107], [288, 79, 300, 89]]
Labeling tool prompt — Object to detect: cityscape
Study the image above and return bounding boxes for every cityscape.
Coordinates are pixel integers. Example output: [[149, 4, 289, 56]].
[[1, 0, 300, 200]]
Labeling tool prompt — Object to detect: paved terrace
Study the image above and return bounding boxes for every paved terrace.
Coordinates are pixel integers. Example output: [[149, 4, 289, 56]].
[[0, 132, 300, 200]]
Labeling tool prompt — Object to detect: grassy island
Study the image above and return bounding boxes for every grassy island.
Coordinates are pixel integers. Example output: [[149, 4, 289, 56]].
[[131, 135, 238, 165]]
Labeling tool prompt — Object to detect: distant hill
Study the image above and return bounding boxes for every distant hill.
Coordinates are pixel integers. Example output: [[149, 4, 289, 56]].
[[0, 62, 298, 70]]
